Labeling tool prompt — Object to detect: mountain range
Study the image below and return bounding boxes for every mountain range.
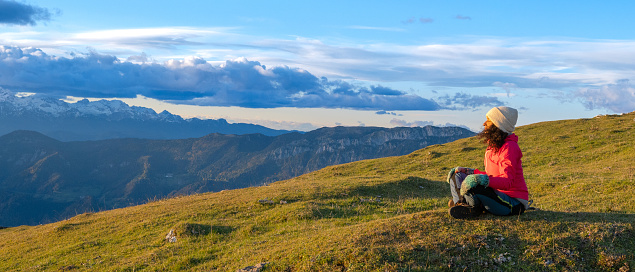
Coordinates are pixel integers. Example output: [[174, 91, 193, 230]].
[[0, 89, 291, 141], [0, 125, 474, 226]]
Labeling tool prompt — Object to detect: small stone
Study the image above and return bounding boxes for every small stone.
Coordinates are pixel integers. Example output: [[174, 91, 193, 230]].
[[237, 262, 269, 272], [165, 229, 177, 243], [258, 199, 274, 204]]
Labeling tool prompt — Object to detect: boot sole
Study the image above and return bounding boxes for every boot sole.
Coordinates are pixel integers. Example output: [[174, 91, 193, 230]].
[[449, 205, 480, 219]]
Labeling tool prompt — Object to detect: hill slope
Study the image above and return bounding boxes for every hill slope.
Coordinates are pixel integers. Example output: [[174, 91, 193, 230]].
[[0, 113, 633, 271]]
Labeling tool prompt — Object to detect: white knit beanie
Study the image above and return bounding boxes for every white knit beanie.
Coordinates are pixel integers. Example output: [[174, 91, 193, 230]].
[[486, 106, 518, 134]]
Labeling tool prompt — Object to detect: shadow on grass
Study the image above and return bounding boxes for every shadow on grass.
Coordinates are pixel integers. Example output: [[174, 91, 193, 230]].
[[337, 176, 447, 201], [522, 209, 635, 224], [211, 225, 236, 235], [55, 221, 92, 233], [297, 176, 448, 220], [341, 209, 635, 271]]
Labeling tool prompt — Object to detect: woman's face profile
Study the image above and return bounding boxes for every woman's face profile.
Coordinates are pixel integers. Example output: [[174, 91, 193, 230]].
[[483, 117, 494, 128]]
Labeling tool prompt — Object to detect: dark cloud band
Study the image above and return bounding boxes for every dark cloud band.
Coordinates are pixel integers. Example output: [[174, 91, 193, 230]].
[[0, 46, 444, 111], [0, 0, 53, 26]]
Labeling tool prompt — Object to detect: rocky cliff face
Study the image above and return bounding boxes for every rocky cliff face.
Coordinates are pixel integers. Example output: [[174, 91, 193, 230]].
[[290, 126, 468, 146], [268, 126, 471, 163], [0, 126, 475, 227]]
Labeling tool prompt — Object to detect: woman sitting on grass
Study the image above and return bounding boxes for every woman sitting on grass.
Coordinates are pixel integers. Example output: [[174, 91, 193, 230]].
[[447, 106, 529, 219]]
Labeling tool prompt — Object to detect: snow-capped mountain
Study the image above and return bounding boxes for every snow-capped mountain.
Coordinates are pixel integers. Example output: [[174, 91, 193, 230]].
[[0, 89, 291, 141], [0, 89, 180, 121]]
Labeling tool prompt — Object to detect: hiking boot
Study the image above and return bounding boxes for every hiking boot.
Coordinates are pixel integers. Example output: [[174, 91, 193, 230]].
[[449, 203, 483, 219], [449, 198, 468, 207]]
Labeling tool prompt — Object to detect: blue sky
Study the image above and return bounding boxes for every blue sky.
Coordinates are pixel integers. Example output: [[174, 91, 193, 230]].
[[1, 0, 633, 131]]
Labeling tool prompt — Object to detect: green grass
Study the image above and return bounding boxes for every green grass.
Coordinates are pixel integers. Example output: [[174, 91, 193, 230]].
[[0, 113, 634, 271]]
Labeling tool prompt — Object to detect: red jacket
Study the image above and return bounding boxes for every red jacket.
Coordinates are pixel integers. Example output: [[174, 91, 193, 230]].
[[474, 134, 529, 200]]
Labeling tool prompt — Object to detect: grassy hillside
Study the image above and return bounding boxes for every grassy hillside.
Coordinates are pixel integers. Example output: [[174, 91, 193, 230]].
[[0, 113, 633, 271]]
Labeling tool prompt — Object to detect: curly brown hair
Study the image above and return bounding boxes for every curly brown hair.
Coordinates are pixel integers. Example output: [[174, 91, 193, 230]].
[[478, 122, 508, 152]]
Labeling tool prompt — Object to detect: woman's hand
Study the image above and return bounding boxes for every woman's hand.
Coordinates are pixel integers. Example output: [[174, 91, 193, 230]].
[[447, 166, 475, 183], [455, 167, 475, 175]]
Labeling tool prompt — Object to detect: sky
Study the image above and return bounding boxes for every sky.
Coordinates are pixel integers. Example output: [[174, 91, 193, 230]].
[[0, 0, 634, 132]]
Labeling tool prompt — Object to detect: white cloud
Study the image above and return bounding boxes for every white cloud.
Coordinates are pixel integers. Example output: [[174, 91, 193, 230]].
[[4, 27, 635, 87], [71, 27, 225, 41], [493, 82, 517, 97], [226, 118, 318, 132], [3, 26, 635, 113], [0, 27, 239, 57], [576, 79, 635, 113], [390, 119, 433, 127], [390, 118, 473, 131], [437, 92, 504, 110]]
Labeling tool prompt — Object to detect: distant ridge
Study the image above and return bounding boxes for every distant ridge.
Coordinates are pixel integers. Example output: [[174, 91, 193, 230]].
[[0, 125, 474, 226], [0, 89, 292, 141]]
